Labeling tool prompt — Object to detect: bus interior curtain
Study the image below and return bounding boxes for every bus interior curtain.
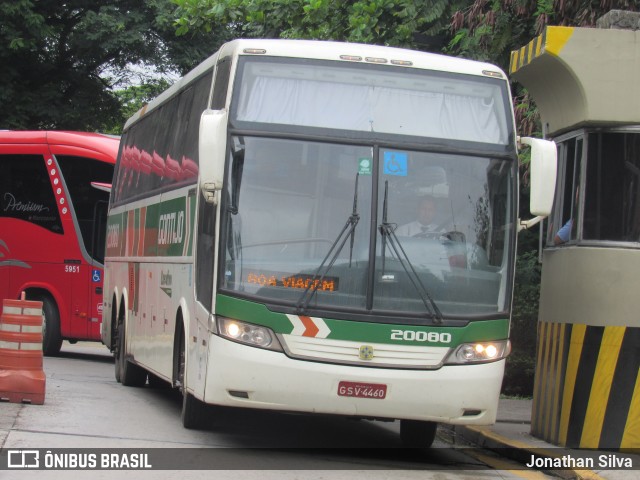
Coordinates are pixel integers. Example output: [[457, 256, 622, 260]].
[[237, 76, 504, 144]]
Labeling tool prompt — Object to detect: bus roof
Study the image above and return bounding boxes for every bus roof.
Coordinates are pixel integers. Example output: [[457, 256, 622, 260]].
[[221, 39, 506, 75], [124, 39, 508, 131], [0, 131, 119, 164]]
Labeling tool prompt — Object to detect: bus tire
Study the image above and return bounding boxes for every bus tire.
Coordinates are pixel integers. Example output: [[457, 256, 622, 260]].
[[40, 295, 63, 356], [400, 420, 437, 449], [176, 326, 207, 429], [182, 389, 208, 429], [114, 323, 122, 383], [117, 323, 147, 387], [112, 298, 122, 383]]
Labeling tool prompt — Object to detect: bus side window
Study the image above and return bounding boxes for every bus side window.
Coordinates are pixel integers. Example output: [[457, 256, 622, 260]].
[[196, 197, 216, 309], [0, 154, 63, 234], [211, 57, 231, 110]]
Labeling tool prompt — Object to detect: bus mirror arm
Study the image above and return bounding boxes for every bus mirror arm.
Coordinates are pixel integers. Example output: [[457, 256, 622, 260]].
[[202, 182, 220, 205], [518, 216, 544, 232]]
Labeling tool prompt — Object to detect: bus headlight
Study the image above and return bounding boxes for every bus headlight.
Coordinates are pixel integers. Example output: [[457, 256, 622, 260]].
[[445, 340, 510, 364], [217, 317, 283, 352]]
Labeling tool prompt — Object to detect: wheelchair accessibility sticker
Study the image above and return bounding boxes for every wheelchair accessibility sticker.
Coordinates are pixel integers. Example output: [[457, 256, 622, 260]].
[[383, 151, 408, 176], [92, 269, 101, 282]]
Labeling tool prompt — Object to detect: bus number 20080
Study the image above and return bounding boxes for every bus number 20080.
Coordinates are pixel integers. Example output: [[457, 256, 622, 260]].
[[390, 329, 452, 343]]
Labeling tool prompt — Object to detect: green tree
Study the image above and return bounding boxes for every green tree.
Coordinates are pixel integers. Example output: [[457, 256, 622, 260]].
[[173, 0, 466, 49], [101, 80, 172, 134], [0, 0, 227, 131]]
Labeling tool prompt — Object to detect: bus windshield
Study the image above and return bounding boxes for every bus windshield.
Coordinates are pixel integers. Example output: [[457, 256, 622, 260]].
[[221, 137, 515, 320]]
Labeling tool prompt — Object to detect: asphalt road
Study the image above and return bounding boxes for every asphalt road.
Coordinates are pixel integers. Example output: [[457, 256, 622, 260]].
[[0, 342, 551, 480]]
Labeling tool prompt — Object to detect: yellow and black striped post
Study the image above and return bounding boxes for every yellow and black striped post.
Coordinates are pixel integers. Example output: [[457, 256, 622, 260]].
[[532, 321, 640, 449]]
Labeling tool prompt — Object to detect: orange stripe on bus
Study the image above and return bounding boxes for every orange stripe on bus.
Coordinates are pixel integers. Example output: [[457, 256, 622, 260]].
[[299, 316, 319, 337]]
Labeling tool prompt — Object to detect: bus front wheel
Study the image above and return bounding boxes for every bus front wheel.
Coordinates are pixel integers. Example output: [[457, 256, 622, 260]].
[[181, 389, 209, 429], [40, 296, 62, 356], [400, 420, 437, 449], [177, 328, 208, 429]]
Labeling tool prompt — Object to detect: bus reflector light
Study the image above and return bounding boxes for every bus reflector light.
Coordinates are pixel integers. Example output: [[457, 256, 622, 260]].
[[365, 57, 388, 64], [482, 70, 503, 78], [340, 55, 363, 62], [217, 317, 283, 352], [243, 48, 267, 54], [390, 59, 413, 66]]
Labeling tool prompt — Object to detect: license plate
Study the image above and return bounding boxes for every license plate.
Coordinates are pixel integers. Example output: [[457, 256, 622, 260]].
[[338, 381, 387, 399]]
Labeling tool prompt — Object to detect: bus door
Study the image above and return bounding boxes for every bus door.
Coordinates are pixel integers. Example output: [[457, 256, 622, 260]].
[[87, 199, 109, 338], [60, 196, 107, 341]]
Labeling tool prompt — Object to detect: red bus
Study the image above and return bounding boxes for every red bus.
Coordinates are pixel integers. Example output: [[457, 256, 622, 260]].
[[0, 131, 118, 355]]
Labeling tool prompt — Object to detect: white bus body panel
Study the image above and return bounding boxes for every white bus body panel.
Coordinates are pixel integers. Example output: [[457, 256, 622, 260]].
[[202, 335, 504, 424]]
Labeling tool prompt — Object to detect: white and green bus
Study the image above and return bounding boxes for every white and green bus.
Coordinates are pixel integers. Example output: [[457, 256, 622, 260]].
[[102, 39, 556, 447]]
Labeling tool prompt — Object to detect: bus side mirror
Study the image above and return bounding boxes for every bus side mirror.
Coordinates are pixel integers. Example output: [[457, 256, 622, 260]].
[[518, 137, 557, 231], [199, 109, 228, 205]]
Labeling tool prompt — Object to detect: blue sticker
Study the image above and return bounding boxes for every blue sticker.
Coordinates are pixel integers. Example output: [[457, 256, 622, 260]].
[[383, 151, 408, 176], [92, 269, 101, 283]]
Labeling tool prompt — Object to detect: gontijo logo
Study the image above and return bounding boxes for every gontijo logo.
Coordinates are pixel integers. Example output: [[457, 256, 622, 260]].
[[158, 211, 184, 245]]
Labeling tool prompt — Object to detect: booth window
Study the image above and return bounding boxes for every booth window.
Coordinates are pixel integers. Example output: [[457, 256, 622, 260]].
[[548, 136, 582, 245], [583, 132, 640, 243], [549, 131, 640, 246]]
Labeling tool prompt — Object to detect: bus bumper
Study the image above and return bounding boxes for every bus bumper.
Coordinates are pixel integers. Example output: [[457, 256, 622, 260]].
[[202, 334, 504, 425]]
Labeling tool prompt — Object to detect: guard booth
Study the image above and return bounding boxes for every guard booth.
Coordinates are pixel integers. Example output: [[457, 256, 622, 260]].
[[510, 11, 640, 450]]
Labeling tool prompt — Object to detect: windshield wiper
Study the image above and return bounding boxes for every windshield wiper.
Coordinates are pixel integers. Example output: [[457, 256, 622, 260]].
[[379, 181, 443, 324], [296, 174, 360, 314]]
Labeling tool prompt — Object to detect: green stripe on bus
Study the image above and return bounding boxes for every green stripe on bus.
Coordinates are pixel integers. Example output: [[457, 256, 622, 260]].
[[215, 294, 508, 346]]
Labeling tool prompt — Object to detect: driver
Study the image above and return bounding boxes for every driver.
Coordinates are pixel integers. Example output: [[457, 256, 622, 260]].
[[395, 195, 446, 237]]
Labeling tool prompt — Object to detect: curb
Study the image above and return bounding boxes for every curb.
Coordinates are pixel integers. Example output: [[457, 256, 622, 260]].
[[455, 425, 606, 480]]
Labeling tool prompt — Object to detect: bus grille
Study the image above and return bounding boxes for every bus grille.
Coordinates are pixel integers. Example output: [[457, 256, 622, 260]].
[[279, 335, 450, 369]]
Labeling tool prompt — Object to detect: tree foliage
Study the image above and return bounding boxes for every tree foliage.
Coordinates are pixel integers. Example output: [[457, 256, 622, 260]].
[[0, 0, 226, 131], [173, 0, 465, 49], [102, 79, 173, 134]]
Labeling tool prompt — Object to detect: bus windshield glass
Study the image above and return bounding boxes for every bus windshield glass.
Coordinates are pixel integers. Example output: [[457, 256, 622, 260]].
[[234, 57, 511, 146], [221, 137, 515, 320]]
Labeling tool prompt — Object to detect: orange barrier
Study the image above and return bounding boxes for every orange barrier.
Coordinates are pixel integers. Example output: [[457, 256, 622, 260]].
[[0, 297, 46, 404]]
